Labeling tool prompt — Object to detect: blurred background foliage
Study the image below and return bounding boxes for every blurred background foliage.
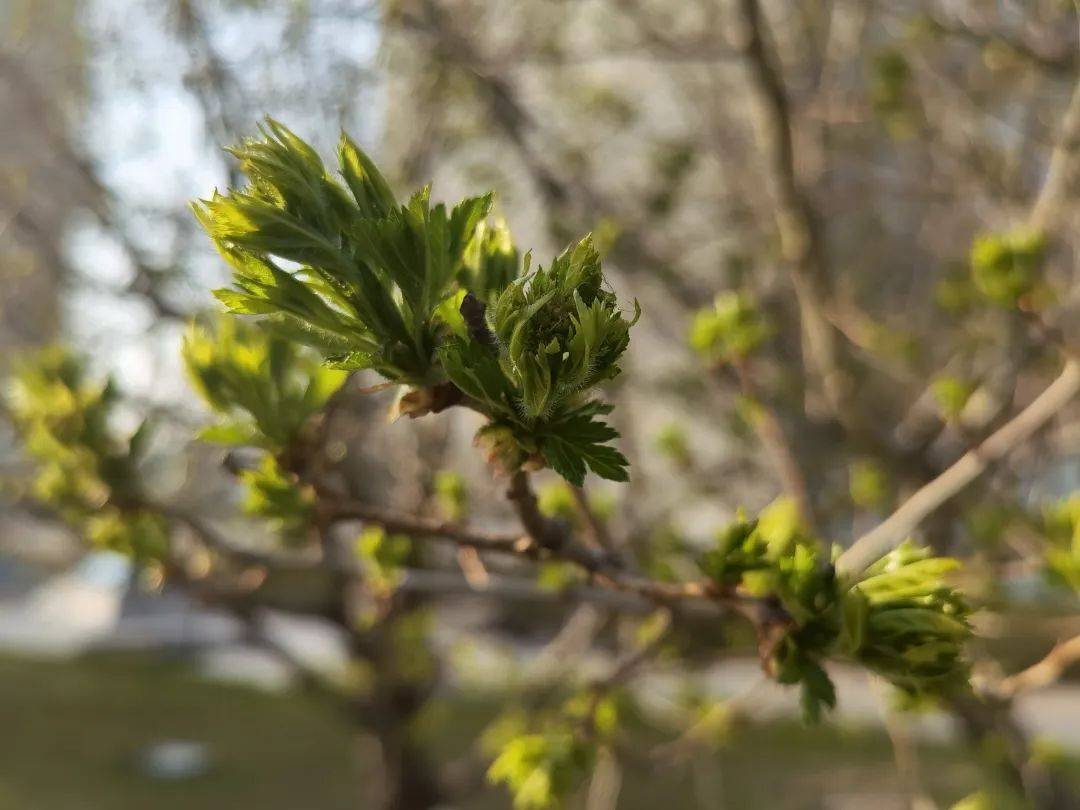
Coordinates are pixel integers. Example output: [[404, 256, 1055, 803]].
[[1, 0, 1080, 808]]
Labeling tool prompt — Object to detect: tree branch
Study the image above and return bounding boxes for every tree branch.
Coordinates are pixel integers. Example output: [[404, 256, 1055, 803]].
[[733, 0, 850, 418], [841, 8, 1080, 574], [324, 495, 526, 554], [999, 633, 1080, 697], [313, 472, 787, 634], [156, 501, 319, 570], [395, 0, 706, 309], [925, 12, 1077, 77], [0, 52, 188, 320], [838, 359, 1080, 573], [503, 470, 789, 631], [571, 484, 618, 555], [1029, 47, 1080, 233]]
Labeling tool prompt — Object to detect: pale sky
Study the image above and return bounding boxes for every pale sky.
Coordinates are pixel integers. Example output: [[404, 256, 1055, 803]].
[[65, 0, 382, 404]]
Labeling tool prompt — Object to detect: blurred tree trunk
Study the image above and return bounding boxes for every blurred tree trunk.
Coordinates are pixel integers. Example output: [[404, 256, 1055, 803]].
[[368, 706, 442, 810]]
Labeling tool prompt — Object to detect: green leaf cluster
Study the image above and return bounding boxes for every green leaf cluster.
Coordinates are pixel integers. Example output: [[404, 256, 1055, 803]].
[[195, 120, 636, 486], [84, 509, 169, 560], [184, 318, 345, 545], [459, 219, 519, 303], [471, 404, 631, 487], [844, 541, 971, 693], [536, 403, 629, 486], [699, 499, 808, 589], [193, 118, 492, 383], [535, 479, 616, 530], [356, 526, 412, 594], [1042, 493, 1080, 592], [699, 503, 971, 722], [445, 236, 636, 418], [487, 730, 593, 810], [849, 458, 891, 510], [870, 48, 918, 138], [486, 692, 621, 810], [698, 502, 841, 721], [239, 455, 314, 544], [688, 291, 771, 365], [536, 479, 580, 523], [6, 348, 167, 560], [969, 229, 1045, 307], [433, 470, 469, 522], [441, 238, 637, 484], [931, 375, 976, 420], [698, 513, 774, 587], [183, 316, 345, 452]]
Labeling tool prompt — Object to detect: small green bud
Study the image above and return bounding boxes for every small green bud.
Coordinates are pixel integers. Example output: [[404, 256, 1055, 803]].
[[949, 792, 994, 810], [970, 228, 1045, 307], [1041, 493, 1080, 593], [654, 422, 692, 467], [850, 541, 971, 692], [699, 510, 971, 721], [474, 424, 530, 475], [486, 235, 637, 420], [239, 455, 314, 543], [356, 526, 412, 593], [487, 716, 596, 810], [689, 291, 770, 365], [85, 509, 170, 562], [184, 316, 345, 451], [460, 219, 519, 302], [6, 348, 163, 559], [433, 470, 469, 522], [931, 375, 976, 421], [849, 459, 891, 510], [536, 480, 579, 523], [869, 48, 918, 138]]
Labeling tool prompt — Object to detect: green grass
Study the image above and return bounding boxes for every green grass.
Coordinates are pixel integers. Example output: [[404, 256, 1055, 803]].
[[0, 652, 1073, 809], [0, 653, 362, 810], [420, 693, 1004, 810]]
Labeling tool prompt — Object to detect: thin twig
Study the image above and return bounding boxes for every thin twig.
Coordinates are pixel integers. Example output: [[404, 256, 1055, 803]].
[[587, 609, 672, 695], [999, 633, 1080, 697], [571, 485, 618, 554], [397, 0, 705, 309], [839, 359, 1080, 573], [325, 494, 526, 554], [155, 501, 320, 570], [729, 361, 816, 531]]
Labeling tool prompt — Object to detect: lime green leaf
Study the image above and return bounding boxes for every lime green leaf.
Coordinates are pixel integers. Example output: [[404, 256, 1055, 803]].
[[196, 422, 261, 447]]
